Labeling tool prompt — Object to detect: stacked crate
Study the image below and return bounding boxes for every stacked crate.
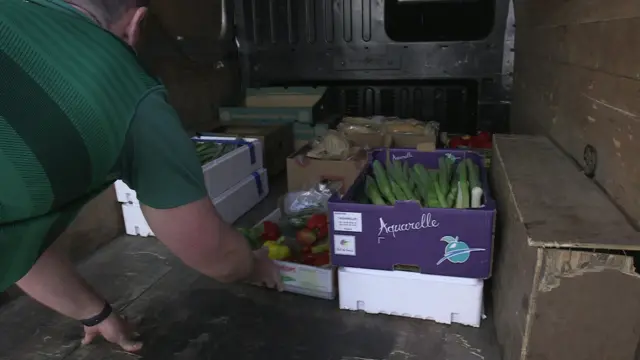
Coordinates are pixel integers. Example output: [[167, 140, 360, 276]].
[[328, 149, 495, 327], [219, 87, 340, 150], [116, 136, 269, 237]]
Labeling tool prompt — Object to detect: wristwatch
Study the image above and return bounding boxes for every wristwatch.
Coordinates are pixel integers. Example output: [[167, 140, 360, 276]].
[[80, 302, 113, 327]]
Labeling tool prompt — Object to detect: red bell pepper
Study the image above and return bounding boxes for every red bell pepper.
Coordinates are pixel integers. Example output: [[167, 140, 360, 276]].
[[261, 221, 281, 241], [306, 213, 329, 239]]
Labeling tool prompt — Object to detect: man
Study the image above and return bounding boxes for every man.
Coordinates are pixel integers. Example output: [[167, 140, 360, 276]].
[[0, 0, 282, 352]]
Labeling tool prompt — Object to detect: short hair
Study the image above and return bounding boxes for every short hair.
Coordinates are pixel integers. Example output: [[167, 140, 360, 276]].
[[66, 0, 143, 25]]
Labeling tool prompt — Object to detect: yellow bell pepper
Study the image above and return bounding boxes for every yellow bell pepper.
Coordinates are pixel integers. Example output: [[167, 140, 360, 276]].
[[263, 237, 291, 260]]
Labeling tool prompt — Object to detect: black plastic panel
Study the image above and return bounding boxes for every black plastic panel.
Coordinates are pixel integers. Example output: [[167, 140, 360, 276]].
[[235, 0, 510, 84], [385, 0, 495, 42], [271, 80, 485, 134], [233, 0, 512, 133]]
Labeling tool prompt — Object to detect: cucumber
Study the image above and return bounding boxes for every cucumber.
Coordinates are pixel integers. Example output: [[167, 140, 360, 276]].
[[372, 160, 396, 204]]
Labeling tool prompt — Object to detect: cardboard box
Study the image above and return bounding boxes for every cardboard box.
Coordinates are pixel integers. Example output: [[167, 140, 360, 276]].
[[491, 135, 640, 360], [343, 131, 436, 151], [328, 149, 495, 279], [122, 169, 270, 237], [286, 145, 368, 194], [293, 115, 341, 141], [209, 123, 293, 177], [115, 136, 263, 206], [255, 209, 336, 300], [219, 87, 337, 125]]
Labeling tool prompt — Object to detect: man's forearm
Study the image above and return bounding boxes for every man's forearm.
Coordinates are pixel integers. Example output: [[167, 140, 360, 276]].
[[143, 198, 255, 284], [193, 222, 255, 283], [16, 243, 106, 320]]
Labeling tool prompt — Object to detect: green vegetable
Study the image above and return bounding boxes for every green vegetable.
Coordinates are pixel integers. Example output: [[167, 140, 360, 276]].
[[365, 176, 387, 205], [438, 157, 450, 196], [411, 165, 430, 207], [390, 180, 408, 201], [362, 155, 485, 209], [458, 158, 470, 208], [372, 160, 396, 204], [466, 159, 484, 208], [446, 180, 459, 208], [432, 171, 448, 208], [194, 140, 241, 165], [386, 160, 415, 200], [238, 227, 262, 250]]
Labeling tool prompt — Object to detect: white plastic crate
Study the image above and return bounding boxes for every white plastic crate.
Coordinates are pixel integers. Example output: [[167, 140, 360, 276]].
[[122, 169, 269, 237], [115, 136, 263, 205], [338, 267, 484, 327]]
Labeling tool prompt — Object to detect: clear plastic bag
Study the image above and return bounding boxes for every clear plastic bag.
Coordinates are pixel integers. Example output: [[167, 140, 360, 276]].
[[281, 180, 341, 223]]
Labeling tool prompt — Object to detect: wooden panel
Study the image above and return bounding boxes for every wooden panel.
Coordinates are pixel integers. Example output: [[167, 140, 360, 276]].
[[518, 0, 640, 27], [512, 0, 640, 225], [490, 141, 541, 360], [492, 135, 638, 249]]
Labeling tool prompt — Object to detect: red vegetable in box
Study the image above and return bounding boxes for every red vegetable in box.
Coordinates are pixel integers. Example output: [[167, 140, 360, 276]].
[[296, 228, 317, 247], [301, 252, 330, 267], [449, 131, 492, 150], [261, 221, 281, 241], [306, 213, 329, 239]]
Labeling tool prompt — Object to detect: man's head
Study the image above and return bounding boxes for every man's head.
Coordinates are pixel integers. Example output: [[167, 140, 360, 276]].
[[66, 0, 148, 47]]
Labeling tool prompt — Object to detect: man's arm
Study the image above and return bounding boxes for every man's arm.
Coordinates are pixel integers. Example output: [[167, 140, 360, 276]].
[[120, 87, 264, 284], [142, 197, 254, 283]]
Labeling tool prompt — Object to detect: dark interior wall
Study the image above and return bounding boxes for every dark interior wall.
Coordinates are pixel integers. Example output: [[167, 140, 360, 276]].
[[137, 0, 241, 132], [510, 0, 640, 225]]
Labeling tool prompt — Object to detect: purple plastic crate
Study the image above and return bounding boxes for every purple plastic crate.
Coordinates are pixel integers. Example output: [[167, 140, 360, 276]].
[[328, 148, 496, 279]]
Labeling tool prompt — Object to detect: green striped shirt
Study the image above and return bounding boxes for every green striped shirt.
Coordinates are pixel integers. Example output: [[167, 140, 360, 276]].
[[0, 0, 207, 291]]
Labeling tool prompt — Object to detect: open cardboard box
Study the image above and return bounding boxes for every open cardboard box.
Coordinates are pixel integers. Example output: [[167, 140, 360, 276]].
[[328, 149, 496, 279], [286, 128, 436, 194], [286, 144, 368, 194], [344, 131, 436, 151], [253, 209, 336, 300]]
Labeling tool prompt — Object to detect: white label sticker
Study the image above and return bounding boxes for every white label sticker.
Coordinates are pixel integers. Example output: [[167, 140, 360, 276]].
[[334, 235, 356, 256], [333, 212, 363, 232]]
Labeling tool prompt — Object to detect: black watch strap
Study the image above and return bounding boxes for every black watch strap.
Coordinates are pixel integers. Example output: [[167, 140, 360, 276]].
[[80, 302, 113, 327]]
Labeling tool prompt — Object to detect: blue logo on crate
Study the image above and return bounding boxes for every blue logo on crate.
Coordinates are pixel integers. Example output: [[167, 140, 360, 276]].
[[436, 236, 486, 265]]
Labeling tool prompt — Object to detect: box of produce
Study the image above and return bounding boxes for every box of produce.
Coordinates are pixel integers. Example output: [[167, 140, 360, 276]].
[[219, 87, 338, 125], [237, 209, 336, 300], [122, 169, 269, 237], [195, 135, 264, 201], [115, 136, 263, 206], [328, 149, 496, 279]]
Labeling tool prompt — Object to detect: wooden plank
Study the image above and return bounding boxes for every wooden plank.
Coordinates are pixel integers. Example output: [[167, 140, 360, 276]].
[[490, 143, 541, 360], [518, 18, 640, 80], [0, 238, 175, 360], [512, 0, 640, 225], [514, 54, 640, 225], [493, 135, 638, 249]]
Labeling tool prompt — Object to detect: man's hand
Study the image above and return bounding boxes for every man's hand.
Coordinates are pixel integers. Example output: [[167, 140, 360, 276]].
[[247, 247, 284, 291], [82, 313, 143, 353]]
